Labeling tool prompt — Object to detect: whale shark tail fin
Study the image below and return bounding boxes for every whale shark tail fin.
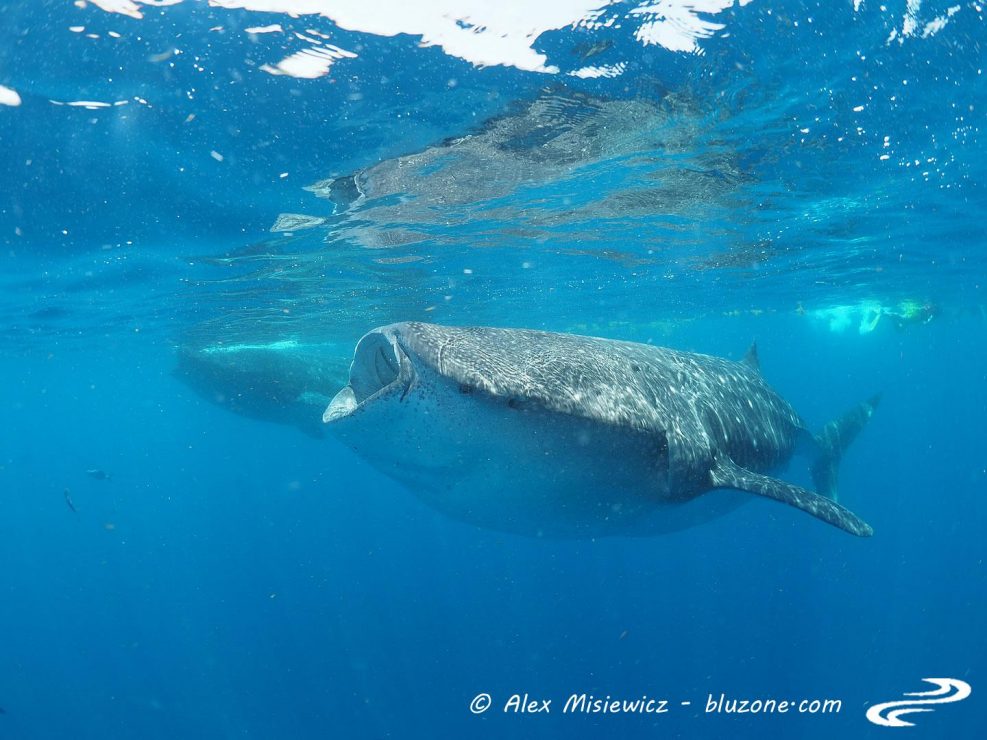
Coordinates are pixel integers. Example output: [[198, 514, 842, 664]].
[[812, 394, 881, 502]]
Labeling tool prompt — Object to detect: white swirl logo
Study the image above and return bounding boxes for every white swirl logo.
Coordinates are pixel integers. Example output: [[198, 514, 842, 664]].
[[866, 678, 972, 727]]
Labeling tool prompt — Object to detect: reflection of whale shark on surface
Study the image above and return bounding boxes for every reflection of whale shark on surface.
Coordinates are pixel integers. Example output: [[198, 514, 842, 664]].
[[325, 323, 879, 538], [174, 338, 348, 438]]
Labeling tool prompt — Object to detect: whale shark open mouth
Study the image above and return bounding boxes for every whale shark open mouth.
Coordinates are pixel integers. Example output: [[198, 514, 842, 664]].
[[323, 330, 411, 422]]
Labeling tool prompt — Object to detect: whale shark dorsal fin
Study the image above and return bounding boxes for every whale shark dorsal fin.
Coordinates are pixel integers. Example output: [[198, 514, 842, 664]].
[[742, 341, 760, 373], [709, 455, 872, 537]]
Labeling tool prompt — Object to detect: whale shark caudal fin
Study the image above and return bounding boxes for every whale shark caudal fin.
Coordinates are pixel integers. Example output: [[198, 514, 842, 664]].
[[811, 394, 881, 503], [710, 455, 873, 537]]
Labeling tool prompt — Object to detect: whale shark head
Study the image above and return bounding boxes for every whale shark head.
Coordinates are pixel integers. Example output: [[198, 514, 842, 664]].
[[322, 323, 507, 484], [323, 321, 549, 426], [322, 326, 417, 424]]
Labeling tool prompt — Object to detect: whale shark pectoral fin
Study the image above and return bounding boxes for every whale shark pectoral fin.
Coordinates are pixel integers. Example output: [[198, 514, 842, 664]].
[[710, 455, 873, 537]]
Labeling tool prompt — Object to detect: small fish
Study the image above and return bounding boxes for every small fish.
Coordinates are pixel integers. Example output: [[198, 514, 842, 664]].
[[86, 469, 111, 481], [64, 488, 77, 514]]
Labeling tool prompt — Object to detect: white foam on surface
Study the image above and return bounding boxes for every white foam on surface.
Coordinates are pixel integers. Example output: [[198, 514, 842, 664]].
[[260, 44, 357, 78], [245, 23, 283, 33], [630, 1, 752, 55], [48, 98, 124, 108], [0, 85, 21, 106], [90, 0, 182, 19], [888, 0, 961, 44], [569, 63, 626, 79], [83, 0, 755, 73]]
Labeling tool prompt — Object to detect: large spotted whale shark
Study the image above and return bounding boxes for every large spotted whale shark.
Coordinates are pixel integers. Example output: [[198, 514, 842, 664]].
[[324, 323, 878, 537]]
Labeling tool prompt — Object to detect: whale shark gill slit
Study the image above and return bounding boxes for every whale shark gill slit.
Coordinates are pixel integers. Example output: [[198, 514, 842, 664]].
[[374, 343, 399, 388]]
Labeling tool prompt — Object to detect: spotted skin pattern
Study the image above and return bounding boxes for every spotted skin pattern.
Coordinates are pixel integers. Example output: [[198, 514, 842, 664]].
[[400, 323, 799, 487]]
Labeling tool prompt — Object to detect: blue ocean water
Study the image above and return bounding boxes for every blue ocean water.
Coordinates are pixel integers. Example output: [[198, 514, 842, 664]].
[[1, 1, 985, 738]]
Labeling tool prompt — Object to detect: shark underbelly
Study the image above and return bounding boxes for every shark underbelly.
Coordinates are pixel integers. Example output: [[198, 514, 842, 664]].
[[330, 377, 758, 537]]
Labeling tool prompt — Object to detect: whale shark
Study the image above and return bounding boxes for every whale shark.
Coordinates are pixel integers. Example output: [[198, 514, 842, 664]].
[[324, 322, 878, 537], [174, 338, 346, 438]]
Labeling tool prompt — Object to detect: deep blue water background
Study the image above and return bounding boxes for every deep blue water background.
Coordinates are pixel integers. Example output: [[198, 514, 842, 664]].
[[2, 1, 986, 738], [2, 317, 984, 738]]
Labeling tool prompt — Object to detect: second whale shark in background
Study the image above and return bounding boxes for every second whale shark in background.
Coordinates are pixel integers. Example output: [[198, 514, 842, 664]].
[[325, 323, 879, 538]]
